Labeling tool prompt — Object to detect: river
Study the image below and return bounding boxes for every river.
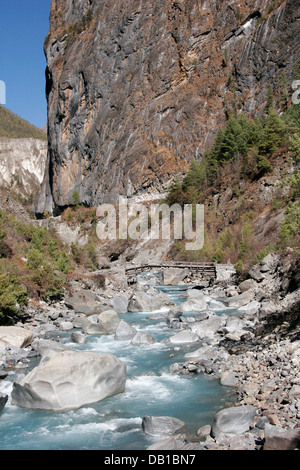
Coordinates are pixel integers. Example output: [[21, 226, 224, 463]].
[[0, 285, 237, 450]]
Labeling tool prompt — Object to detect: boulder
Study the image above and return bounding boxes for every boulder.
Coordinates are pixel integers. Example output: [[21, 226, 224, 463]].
[[223, 290, 255, 308], [0, 393, 8, 413], [131, 331, 156, 345], [184, 345, 230, 364], [263, 424, 300, 451], [212, 405, 256, 439], [190, 315, 223, 340], [209, 299, 225, 309], [167, 330, 199, 344], [60, 321, 74, 331], [81, 310, 120, 336], [163, 268, 189, 286], [142, 416, 186, 437], [98, 310, 121, 334], [128, 288, 173, 312], [114, 320, 137, 341], [168, 330, 200, 344], [11, 351, 126, 412], [147, 435, 187, 450], [64, 289, 103, 315], [220, 370, 239, 387], [238, 279, 258, 293], [178, 297, 208, 313], [259, 253, 280, 273], [0, 327, 33, 349], [31, 339, 70, 359], [81, 315, 108, 335], [110, 295, 129, 314], [238, 300, 261, 315], [71, 332, 88, 345]]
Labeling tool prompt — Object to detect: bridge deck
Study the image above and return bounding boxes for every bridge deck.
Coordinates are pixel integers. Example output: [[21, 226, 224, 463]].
[[125, 262, 217, 280]]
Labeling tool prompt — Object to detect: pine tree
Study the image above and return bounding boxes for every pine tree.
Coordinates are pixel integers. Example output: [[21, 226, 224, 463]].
[[259, 109, 286, 155]]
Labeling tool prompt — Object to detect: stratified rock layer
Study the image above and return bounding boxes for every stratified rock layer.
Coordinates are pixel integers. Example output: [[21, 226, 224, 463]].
[[38, 0, 300, 212]]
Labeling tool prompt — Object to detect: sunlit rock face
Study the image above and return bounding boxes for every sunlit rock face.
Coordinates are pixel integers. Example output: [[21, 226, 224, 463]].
[[38, 0, 299, 213], [0, 137, 47, 197]]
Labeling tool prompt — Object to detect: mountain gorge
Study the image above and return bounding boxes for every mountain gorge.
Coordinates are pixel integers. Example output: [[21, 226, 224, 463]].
[[37, 0, 299, 214]]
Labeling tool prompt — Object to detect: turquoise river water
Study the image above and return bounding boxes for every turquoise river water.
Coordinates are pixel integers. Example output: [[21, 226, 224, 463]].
[[0, 286, 237, 450]]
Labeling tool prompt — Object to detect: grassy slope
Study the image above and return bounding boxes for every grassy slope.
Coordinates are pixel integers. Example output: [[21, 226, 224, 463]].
[[0, 105, 47, 141]]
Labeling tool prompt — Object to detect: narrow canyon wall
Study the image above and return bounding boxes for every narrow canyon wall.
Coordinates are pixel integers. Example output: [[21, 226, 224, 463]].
[[37, 0, 300, 214]]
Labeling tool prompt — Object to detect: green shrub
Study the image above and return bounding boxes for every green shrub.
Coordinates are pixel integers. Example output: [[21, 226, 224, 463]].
[[0, 272, 28, 324]]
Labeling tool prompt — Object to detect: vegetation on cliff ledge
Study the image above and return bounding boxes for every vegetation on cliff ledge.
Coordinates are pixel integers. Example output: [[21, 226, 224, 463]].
[[167, 102, 300, 270]]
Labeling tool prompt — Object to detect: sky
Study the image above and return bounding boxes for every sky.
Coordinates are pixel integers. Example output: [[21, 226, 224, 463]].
[[0, 0, 52, 129]]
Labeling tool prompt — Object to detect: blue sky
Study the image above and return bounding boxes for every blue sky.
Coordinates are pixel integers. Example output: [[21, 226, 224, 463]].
[[0, 0, 52, 129]]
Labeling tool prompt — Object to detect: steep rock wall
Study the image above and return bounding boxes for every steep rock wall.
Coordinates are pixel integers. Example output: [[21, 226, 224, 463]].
[[38, 0, 300, 213], [0, 137, 47, 198]]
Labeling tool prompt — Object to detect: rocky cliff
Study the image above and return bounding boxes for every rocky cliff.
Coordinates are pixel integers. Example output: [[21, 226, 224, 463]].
[[0, 138, 47, 200], [38, 0, 300, 214]]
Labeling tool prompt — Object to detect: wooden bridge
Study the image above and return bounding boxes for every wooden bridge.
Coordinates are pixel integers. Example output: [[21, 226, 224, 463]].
[[125, 262, 217, 284]]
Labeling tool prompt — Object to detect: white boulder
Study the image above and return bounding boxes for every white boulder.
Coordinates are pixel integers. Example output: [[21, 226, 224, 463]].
[[11, 351, 126, 412]]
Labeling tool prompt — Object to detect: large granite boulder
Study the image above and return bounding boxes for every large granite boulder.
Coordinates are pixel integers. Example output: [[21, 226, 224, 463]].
[[114, 320, 137, 341], [0, 327, 33, 349], [81, 310, 120, 335], [189, 314, 223, 340], [11, 351, 126, 412], [128, 288, 174, 313], [64, 289, 103, 315], [212, 405, 256, 439]]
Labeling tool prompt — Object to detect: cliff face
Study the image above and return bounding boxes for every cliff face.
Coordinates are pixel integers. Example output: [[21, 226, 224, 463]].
[[39, 0, 300, 213], [0, 137, 47, 199]]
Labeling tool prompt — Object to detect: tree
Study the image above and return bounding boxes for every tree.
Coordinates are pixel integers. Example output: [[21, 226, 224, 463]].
[[259, 109, 286, 155], [72, 190, 80, 207]]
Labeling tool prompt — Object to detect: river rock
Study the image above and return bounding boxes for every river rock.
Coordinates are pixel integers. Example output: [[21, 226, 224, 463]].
[[71, 332, 88, 345], [147, 435, 187, 450], [11, 351, 126, 412], [263, 424, 300, 450], [189, 315, 223, 340], [0, 327, 33, 349], [64, 289, 103, 315], [142, 416, 186, 437], [212, 405, 256, 439], [81, 315, 108, 335], [184, 345, 230, 364], [128, 288, 173, 312], [163, 268, 189, 286], [223, 290, 255, 308], [238, 279, 258, 292], [59, 321, 74, 331], [98, 310, 121, 334], [238, 300, 261, 315], [178, 297, 208, 313], [31, 339, 70, 359], [110, 295, 129, 314], [0, 393, 8, 413], [168, 330, 200, 344], [131, 332, 156, 345], [114, 320, 137, 341]]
